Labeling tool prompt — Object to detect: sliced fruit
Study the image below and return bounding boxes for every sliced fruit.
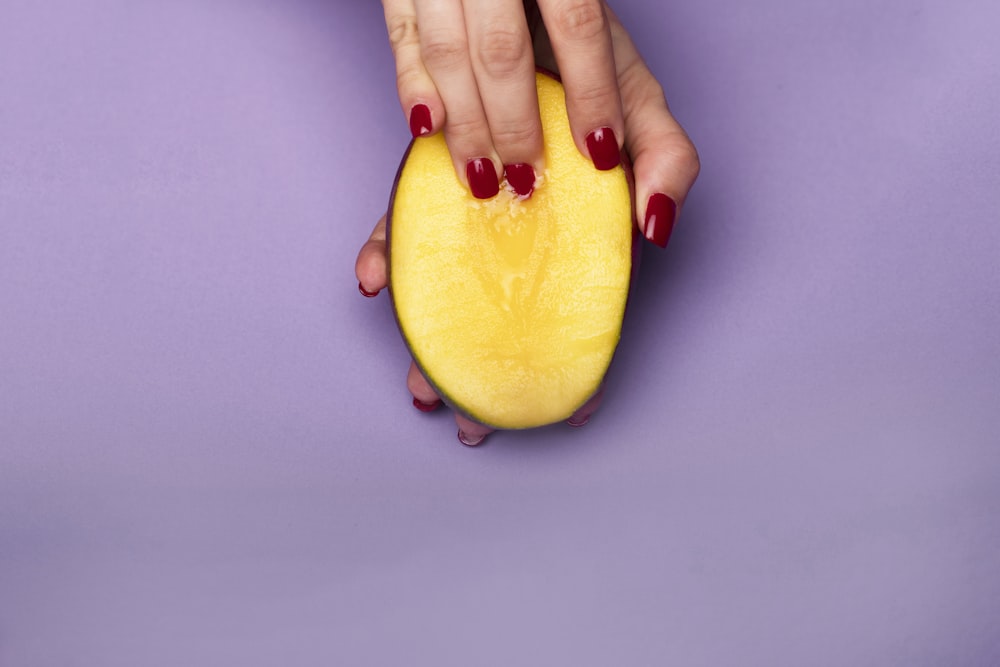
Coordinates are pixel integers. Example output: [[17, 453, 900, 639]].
[[388, 73, 633, 430]]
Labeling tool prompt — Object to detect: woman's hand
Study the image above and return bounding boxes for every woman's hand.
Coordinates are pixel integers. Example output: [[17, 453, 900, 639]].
[[358, 4, 699, 445], [382, 0, 625, 199]]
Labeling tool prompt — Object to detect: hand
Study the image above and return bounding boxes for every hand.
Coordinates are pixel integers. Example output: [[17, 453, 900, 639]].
[[382, 0, 626, 199], [358, 5, 699, 445]]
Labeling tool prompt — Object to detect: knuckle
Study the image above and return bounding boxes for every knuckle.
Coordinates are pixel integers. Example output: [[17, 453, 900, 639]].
[[476, 25, 531, 80], [619, 58, 657, 102], [490, 121, 539, 153], [395, 60, 423, 91], [571, 79, 618, 111], [421, 31, 469, 72], [444, 113, 484, 145], [619, 58, 665, 113], [655, 135, 701, 185], [551, 0, 607, 42], [677, 141, 701, 181], [386, 15, 419, 53], [621, 79, 666, 131]]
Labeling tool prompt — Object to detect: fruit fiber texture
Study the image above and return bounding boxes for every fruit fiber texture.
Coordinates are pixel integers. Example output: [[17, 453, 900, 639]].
[[388, 73, 633, 430]]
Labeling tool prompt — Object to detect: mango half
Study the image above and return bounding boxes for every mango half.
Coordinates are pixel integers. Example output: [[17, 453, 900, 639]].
[[388, 73, 634, 430]]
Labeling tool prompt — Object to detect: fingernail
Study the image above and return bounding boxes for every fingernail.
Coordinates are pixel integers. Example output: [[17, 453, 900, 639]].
[[566, 414, 590, 428], [412, 397, 441, 412], [466, 158, 499, 199], [457, 429, 488, 447], [358, 281, 380, 298], [585, 127, 620, 171], [409, 104, 432, 138], [644, 193, 677, 248], [504, 163, 536, 198]]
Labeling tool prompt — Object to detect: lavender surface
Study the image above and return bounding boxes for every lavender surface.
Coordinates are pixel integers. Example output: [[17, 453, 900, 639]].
[[2, 1, 998, 664]]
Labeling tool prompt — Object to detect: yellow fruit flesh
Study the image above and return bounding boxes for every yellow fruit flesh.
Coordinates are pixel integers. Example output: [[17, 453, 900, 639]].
[[389, 74, 632, 429]]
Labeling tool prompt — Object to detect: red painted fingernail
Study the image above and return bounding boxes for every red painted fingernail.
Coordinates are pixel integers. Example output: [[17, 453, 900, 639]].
[[457, 429, 488, 447], [644, 193, 677, 248], [566, 414, 590, 428], [409, 104, 432, 138], [585, 127, 621, 171], [504, 163, 536, 198], [467, 158, 499, 199], [412, 397, 441, 412], [359, 281, 380, 298]]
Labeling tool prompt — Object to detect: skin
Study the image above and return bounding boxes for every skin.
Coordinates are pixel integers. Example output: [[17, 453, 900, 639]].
[[383, 0, 624, 190], [359, 3, 700, 444]]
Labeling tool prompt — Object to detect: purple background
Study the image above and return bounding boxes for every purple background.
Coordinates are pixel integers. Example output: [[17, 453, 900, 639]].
[[2, 0, 999, 664]]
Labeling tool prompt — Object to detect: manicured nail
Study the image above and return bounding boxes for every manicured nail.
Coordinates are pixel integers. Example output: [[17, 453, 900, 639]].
[[457, 429, 488, 447], [585, 127, 620, 171], [466, 158, 499, 199], [412, 397, 441, 412], [644, 193, 677, 248], [358, 281, 380, 298], [409, 104, 432, 138], [504, 163, 536, 198], [566, 414, 590, 428]]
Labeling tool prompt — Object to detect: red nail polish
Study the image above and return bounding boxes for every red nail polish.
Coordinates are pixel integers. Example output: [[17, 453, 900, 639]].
[[466, 158, 499, 199], [359, 281, 380, 298], [585, 127, 621, 171], [409, 104, 432, 138], [566, 414, 590, 427], [457, 429, 488, 447], [504, 163, 536, 198], [644, 193, 677, 248], [412, 397, 441, 412]]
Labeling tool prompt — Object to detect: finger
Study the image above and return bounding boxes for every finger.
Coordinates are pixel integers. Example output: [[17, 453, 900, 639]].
[[609, 6, 700, 248], [524, 0, 557, 72], [407, 361, 495, 447], [415, 0, 501, 199], [537, 0, 624, 171], [407, 360, 443, 412], [566, 385, 605, 427], [455, 412, 494, 447], [382, 0, 445, 138], [383, 0, 445, 139], [465, 0, 543, 197], [355, 214, 388, 297]]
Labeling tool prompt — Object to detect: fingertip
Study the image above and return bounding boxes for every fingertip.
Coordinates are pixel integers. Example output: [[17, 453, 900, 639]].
[[408, 103, 434, 138], [465, 156, 501, 199], [584, 126, 622, 171], [631, 133, 699, 248], [503, 162, 536, 198], [413, 396, 442, 412], [642, 192, 678, 249], [407, 360, 441, 407], [457, 429, 489, 447], [454, 412, 493, 447], [567, 386, 605, 427], [355, 238, 388, 296], [358, 281, 381, 298], [541, 0, 624, 170]]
